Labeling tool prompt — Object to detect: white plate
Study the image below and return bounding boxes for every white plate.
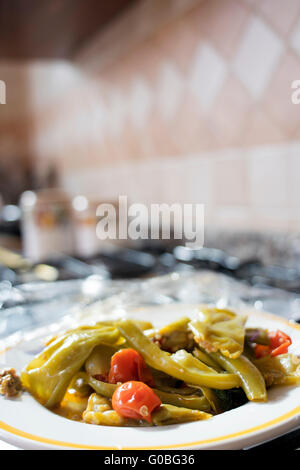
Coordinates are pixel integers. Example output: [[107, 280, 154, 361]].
[[0, 304, 300, 450]]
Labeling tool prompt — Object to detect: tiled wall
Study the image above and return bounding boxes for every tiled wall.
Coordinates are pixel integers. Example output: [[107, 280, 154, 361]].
[[2, 0, 300, 229], [59, 141, 300, 232]]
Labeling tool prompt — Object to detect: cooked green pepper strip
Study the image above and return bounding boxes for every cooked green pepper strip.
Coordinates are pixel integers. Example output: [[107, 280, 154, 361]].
[[154, 390, 210, 411], [68, 372, 93, 396], [189, 312, 246, 359], [152, 382, 197, 396], [132, 320, 154, 331], [245, 328, 270, 346], [94, 319, 153, 331], [86, 374, 211, 411], [21, 326, 120, 408], [85, 345, 116, 377], [253, 354, 300, 387], [117, 320, 240, 390], [192, 347, 224, 372], [152, 404, 212, 425], [210, 351, 267, 401], [187, 384, 222, 414], [158, 317, 190, 335], [156, 317, 193, 352], [87, 374, 117, 398], [172, 349, 217, 373]]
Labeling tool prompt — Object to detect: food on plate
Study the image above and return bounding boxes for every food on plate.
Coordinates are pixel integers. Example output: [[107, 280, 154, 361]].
[[18, 307, 299, 426], [111, 381, 161, 423], [0, 368, 23, 397]]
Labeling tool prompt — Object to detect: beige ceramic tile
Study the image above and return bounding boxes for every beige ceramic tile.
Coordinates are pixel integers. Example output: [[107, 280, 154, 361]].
[[178, 157, 214, 205], [287, 148, 300, 208], [232, 15, 284, 99], [256, 0, 300, 36], [247, 149, 289, 208], [212, 206, 253, 230], [151, 12, 201, 74], [240, 107, 285, 147], [193, 0, 250, 59], [263, 52, 300, 136], [212, 154, 250, 206], [207, 75, 253, 147]]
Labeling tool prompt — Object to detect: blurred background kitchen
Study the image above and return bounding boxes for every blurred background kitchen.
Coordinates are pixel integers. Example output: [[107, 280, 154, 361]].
[[0, 0, 300, 291]]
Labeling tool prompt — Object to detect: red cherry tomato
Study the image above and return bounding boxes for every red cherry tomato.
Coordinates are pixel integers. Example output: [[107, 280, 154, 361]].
[[254, 330, 292, 359], [254, 344, 270, 359], [108, 348, 155, 387], [269, 330, 291, 357], [112, 381, 161, 423]]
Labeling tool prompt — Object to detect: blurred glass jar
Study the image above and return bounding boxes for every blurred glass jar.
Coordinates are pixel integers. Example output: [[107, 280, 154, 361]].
[[20, 189, 73, 261], [71, 195, 119, 258]]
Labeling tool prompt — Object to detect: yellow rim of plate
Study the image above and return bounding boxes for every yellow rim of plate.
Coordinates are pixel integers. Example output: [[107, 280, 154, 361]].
[[0, 310, 299, 449]]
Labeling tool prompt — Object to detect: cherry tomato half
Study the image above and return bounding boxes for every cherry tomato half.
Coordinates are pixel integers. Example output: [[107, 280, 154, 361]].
[[254, 344, 270, 359], [254, 330, 292, 359], [108, 348, 155, 387], [269, 330, 291, 357], [112, 381, 161, 423]]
